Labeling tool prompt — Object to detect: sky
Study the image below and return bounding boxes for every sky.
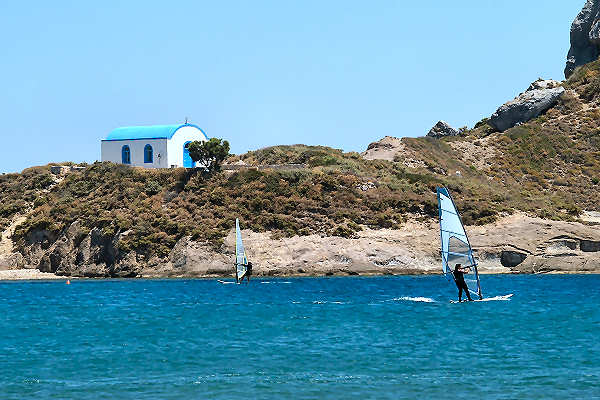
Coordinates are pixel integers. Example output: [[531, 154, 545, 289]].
[[0, 0, 583, 173]]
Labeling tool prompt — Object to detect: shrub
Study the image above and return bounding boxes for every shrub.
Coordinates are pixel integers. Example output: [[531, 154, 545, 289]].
[[188, 138, 230, 172], [144, 180, 162, 195]]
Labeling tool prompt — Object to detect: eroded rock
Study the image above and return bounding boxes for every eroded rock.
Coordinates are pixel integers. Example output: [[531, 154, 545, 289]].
[[11, 214, 600, 277], [28, 221, 131, 277], [489, 79, 564, 132], [581, 239, 600, 252], [500, 250, 527, 268], [565, 0, 600, 78], [0, 253, 24, 270], [544, 238, 579, 254], [426, 121, 459, 138], [361, 136, 404, 161]]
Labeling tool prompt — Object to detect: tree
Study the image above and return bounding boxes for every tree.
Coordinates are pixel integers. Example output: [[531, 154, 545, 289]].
[[187, 138, 230, 172]]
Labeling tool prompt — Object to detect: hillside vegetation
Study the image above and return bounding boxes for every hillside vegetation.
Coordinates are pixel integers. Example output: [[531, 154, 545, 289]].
[[2, 62, 600, 261]]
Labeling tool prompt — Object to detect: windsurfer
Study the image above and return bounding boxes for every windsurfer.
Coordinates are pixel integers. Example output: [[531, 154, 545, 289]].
[[245, 261, 253, 282], [453, 263, 473, 302]]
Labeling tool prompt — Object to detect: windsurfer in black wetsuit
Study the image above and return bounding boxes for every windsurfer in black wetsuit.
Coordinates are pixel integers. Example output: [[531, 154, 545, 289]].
[[244, 261, 253, 283], [453, 263, 473, 302]]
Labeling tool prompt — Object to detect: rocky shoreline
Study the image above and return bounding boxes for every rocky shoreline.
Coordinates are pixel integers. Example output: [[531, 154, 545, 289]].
[[1, 269, 597, 281], [2, 213, 599, 279], [0, 269, 64, 280]]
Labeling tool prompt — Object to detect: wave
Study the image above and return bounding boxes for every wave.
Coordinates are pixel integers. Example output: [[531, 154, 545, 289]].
[[393, 296, 436, 303], [312, 300, 346, 304]]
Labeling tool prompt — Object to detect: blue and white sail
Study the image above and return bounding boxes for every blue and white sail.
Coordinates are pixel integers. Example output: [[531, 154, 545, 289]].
[[437, 187, 482, 299], [235, 218, 248, 282]]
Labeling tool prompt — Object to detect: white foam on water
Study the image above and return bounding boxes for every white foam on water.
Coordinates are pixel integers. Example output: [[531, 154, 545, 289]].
[[479, 294, 513, 302], [450, 294, 514, 303], [393, 296, 436, 303], [311, 300, 346, 304]]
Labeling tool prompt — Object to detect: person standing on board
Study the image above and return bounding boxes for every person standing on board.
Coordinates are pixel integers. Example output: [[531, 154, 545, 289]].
[[453, 264, 473, 302], [244, 261, 253, 283]]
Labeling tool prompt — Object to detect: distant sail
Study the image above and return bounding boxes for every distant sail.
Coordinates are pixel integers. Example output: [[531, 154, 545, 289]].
[[437, 187, 482, 299], [235, 218, 248, 282]]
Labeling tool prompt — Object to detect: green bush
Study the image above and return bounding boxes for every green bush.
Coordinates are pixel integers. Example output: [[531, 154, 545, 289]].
[[144, 180, 162, 195]]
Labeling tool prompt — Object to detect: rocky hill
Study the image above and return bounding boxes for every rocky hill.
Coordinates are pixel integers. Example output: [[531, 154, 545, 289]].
[[566, 0, 600, 78], [2, 1, 600, 279]]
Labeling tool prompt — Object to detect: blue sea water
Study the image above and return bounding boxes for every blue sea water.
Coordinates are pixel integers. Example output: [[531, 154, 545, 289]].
[[0, 275, 598, 399]]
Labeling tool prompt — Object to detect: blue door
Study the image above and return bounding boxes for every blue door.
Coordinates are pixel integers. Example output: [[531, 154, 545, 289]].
[[183, 141, 194, 168], [122, 145, 131, 164]]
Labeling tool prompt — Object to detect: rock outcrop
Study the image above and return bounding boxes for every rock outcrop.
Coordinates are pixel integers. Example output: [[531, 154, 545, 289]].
[[500, 250, 527, 268], [20, 221, 138, 278], [426, 121, 459, 138], [362, 136, 428, 169], [565, 0, 600, 78], [0, 214, 27, 270], [488, 79, 564, 132], [581, 239, 600, 252], [361, 136, 404, 161]]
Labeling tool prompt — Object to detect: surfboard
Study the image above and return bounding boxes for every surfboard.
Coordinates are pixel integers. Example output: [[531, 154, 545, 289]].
[[217, 280, 236, 285], [450, 294, 514, 303]]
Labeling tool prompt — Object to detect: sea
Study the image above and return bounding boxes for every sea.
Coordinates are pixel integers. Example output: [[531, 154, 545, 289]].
[[0, 275, 598, 399]]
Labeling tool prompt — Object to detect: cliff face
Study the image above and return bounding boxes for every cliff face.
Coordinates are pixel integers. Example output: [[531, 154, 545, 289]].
[[566, 0, 600, 78], [8, 213, 600, 278]]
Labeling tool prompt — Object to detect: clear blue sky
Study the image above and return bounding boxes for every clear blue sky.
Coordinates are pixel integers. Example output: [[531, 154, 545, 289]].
[[0, 1, 582, 173]]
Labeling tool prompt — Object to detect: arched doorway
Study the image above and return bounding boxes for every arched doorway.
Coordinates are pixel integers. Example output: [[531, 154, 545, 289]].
[[183, 141, 195, 168], [121, 145, 131, 164]]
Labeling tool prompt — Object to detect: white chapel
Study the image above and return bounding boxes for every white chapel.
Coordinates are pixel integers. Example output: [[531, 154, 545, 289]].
[[101, 123, 208, 168]]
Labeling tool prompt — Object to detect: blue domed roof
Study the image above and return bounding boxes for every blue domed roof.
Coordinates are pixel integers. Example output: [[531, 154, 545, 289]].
[[104, 123, 208, 141]]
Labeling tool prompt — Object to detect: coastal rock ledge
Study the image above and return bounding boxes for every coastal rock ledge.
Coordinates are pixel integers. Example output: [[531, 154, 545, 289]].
[[2, 214, 600, 278]]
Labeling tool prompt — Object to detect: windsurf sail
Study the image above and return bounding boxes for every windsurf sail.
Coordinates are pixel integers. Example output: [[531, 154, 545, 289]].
[[437, 187, 483, 299], [235, 218, 248, 283]]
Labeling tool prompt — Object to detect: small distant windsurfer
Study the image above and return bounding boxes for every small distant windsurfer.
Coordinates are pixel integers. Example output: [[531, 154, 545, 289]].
[[453, 263, 473, 302], [236, 261, 253, 284]]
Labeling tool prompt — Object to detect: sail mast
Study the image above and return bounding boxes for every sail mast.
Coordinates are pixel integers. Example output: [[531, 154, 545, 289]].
[[235, 218, 240, 283], [474, 266, 482, 299]]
